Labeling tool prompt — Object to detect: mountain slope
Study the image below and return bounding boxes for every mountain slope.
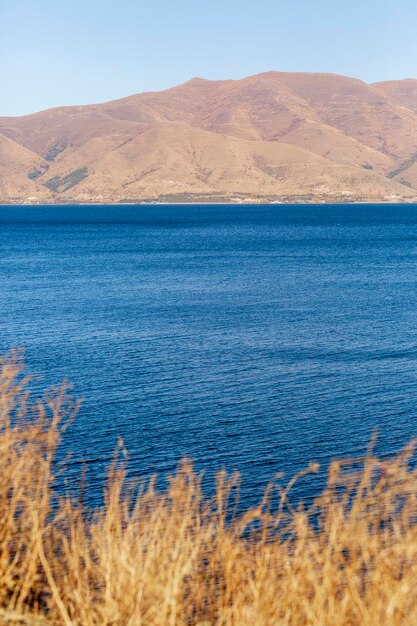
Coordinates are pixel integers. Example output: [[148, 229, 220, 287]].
[[1, 72, 417, 203], [373, 79, 417, 115], [0, 133, 51, 201]]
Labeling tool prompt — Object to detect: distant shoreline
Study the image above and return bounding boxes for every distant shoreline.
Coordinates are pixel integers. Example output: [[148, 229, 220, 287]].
[[2, 198, 417, 207]]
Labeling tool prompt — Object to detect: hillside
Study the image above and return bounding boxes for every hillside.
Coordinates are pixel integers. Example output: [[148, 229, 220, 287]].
[[1, 72, 417, 203]]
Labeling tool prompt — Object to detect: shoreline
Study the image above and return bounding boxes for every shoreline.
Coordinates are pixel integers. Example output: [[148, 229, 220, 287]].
[[2, 198, 417, 207]]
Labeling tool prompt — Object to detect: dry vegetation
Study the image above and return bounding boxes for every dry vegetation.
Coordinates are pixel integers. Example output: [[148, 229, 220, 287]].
[[1, 352, 417, 625]]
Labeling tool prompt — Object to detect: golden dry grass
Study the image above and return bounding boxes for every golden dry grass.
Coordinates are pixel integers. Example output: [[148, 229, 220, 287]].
[[1, 351, 417, 625]]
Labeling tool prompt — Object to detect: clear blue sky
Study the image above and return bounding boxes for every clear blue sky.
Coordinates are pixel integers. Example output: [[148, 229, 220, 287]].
[[1, 0, 417, 116]]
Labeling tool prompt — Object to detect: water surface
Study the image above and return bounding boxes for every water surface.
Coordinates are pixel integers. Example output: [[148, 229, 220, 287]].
[[1, 204, 416, 504]]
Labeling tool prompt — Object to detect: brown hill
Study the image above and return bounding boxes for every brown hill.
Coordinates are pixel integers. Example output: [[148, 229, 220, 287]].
[[373, 79, 417, 114], [1, 72, 417, 203], [0, 133, 51, 202]]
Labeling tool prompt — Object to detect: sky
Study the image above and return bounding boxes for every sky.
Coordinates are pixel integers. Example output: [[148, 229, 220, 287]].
[[1, 0, 417, 117]]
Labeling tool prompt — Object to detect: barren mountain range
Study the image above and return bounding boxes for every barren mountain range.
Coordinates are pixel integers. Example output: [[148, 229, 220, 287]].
[[2, 72, 417, 203]]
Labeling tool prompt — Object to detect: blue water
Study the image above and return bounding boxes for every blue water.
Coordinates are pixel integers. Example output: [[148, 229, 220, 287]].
[[1, 204, 417, 505]]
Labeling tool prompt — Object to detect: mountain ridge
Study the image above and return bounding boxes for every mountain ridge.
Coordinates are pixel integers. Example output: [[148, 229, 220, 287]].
[[1, 71, 417, 204]]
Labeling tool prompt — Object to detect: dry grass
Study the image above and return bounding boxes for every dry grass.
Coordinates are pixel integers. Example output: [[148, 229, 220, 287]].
[[1, 352, 417, 625]]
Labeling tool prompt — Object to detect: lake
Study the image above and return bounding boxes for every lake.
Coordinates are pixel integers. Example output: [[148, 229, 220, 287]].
[[1, 203, 417, 505]]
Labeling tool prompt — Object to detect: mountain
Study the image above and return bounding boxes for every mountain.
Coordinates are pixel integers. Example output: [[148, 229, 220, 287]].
[[1, 72, 417, 203], [0, 133, 51, 201]]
